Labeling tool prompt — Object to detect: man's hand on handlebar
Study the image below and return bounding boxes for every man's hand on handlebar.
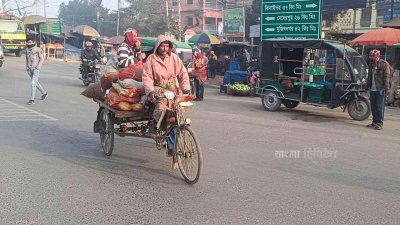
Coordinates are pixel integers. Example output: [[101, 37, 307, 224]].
[[148, 91, 156, 102]]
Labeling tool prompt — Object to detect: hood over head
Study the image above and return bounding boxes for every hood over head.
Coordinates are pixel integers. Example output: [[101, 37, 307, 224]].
[[154, 35, 173, 54]]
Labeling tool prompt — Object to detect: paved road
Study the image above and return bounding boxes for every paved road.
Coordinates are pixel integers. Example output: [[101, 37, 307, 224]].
[[0, 55, 399, 225]]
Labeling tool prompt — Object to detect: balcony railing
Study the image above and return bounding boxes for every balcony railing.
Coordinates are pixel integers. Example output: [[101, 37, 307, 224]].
[[204, 2, 224, 10]]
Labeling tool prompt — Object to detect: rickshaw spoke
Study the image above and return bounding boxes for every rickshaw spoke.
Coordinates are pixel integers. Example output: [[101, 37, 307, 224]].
[[176, 126, 202, 184]]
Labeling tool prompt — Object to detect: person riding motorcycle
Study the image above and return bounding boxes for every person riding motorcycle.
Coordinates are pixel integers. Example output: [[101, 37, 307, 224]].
[[80, 41, 101, 79]]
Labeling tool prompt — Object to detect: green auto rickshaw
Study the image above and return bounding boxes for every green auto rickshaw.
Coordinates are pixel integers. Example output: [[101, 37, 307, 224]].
[[256, 39, 371, 121]]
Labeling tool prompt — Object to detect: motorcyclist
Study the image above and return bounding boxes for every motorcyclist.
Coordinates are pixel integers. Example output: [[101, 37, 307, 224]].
[[80, 41, 101, 79]]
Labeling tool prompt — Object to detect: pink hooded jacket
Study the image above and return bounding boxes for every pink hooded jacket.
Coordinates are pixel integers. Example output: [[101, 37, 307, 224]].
[[142, 35, 190, 95]]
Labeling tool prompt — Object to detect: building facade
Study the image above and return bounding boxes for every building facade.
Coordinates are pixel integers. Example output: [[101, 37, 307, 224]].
[[170, 0, 224, 35]]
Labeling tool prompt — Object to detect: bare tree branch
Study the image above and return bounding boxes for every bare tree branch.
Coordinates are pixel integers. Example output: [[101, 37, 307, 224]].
[[2, 0, 39, 16]]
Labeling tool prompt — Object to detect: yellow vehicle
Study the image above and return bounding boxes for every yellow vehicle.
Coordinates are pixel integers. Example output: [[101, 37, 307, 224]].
[[0, 13, 26, 57]]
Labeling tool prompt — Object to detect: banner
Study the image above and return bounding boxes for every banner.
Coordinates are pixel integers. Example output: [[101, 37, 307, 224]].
[[39, 18, 61, 35], [223, 8, 245, 38]]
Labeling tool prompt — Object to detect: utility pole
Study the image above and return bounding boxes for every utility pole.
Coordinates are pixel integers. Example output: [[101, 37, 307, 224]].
[[117, 0, 120, 37], [43, 0, 46, 17], [390, 0, 394, 20], [165, 0, 169, 36], [242, 0, 245, 42], [96, 9, 100, 32], [178, 0, 181, 41], [352, 8, 357, 34]]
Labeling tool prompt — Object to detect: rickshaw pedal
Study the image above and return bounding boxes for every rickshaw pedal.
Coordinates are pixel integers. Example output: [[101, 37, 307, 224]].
[[93, 120, 100, 133]]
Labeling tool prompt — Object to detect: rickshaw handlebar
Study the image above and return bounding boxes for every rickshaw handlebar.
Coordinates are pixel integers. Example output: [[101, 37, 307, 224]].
[[154, 93, 190, 100]]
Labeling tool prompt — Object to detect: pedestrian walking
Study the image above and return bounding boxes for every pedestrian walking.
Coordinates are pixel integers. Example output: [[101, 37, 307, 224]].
[[366, 49, 391, 130], [208, 51, 218, 78], [25, 38, 48, 105], [192, 51, 207, 101]]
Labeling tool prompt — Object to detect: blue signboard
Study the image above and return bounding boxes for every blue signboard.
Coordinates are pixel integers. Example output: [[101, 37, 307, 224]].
[[323, 0, 366, 10]]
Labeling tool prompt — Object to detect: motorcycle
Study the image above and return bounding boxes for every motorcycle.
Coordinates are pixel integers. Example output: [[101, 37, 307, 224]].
[[79, 59, 101, 86]]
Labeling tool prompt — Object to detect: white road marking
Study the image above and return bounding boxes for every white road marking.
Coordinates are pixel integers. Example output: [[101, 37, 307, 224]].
[[0, 112, 37, 115], [0, 114, 43, 118], [0, 97, 57, 122]]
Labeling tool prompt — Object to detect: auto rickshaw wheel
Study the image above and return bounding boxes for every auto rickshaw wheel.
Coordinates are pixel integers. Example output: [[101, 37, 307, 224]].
[[348, 97, 371, 121], [283, 100, 300, 109], [99, 108, 115, 156], [262, 90, 281, 111]]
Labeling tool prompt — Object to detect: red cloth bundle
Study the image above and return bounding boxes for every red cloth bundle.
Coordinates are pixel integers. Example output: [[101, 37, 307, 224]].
[[119, 88, 145, 98], [105, 88, 141, 110]]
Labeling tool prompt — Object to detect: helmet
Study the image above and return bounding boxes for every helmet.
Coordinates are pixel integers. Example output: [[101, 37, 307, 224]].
[[85, 41, 93, 48]]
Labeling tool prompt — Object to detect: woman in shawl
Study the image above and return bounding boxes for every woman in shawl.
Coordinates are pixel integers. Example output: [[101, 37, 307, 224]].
[[192, 51, 207, 101], [117, 28, 143, 68]]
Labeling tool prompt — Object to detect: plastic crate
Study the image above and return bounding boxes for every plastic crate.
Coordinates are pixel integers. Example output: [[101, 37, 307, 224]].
[[307, 87, 324, 103]]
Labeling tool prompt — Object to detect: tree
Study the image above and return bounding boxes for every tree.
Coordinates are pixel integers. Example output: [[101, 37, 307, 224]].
[[248, 0, 260, 26], [58, 0, 116, 37], [120, 0, 172, 37], [244, 0, 260, 39], [1, 0, 40, 17]]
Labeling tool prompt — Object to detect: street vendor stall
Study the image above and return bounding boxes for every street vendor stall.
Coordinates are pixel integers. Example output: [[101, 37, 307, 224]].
[[350, 28, 400, 106], [214, 42, 258, 95]]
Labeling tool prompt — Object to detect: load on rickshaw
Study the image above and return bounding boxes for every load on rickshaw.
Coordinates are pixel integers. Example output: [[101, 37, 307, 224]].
[[256, 39, 371, 121]]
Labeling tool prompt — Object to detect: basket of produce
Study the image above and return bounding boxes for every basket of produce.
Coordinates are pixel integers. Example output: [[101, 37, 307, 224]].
[[230, 83, 251, 96], [226, 84, 234, 95]]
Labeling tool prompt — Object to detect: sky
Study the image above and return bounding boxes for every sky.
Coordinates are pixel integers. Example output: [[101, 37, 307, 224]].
[[32, 0, 121, 18]]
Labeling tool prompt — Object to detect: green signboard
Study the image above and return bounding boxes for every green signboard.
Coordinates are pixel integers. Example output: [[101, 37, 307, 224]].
[[39, 18, 61, 35], [261, 0, 322, 40], [223, 8, 245, 38]]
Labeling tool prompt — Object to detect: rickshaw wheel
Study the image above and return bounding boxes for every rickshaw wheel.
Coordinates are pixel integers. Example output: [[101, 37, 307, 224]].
[[99, 108, 114, 156], [283, 100, 300, 109], [262, 91, 282, 111], [175, 126, 202, 184], [348, 97, 371, 121]]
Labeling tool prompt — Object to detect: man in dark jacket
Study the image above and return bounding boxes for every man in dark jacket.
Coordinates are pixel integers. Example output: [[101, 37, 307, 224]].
[[81, 41, 101, 79], [366, 49, 391, 130]]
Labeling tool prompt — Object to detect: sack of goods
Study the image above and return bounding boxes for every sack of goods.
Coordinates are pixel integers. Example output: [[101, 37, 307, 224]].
[[81, 81, 105, 101], [102, 64, 146, 111], [83, 61, 146, 111]]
